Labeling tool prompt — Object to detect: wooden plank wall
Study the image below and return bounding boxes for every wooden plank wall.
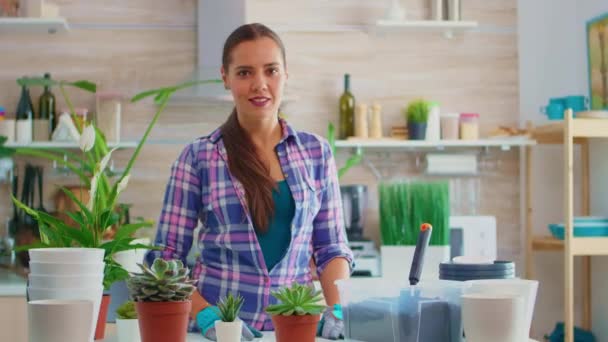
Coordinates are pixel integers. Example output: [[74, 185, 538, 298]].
[[0, 0, 521, 272]]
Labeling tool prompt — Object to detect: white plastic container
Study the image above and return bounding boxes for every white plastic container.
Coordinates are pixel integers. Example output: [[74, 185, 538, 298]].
[[0, 119, 15, 142], [28, 299, 94, 342], [335, 278, 469, 342], [29, 247, 105, 263], [29, 261, 105, 276], [459, 113, 480, 140], [96, 92, 123, 143], [28, 274, 104, 289], [462, 293, 526, 342], [426, 102, 441, 141], [16, 118, 32, 143]]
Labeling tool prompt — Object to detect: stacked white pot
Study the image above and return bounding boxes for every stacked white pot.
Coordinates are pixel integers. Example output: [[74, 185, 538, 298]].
[[27, 248, 105, 342]]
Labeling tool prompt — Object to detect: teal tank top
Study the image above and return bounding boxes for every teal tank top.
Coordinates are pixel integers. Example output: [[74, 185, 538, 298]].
[[255, 180, 295, 271]]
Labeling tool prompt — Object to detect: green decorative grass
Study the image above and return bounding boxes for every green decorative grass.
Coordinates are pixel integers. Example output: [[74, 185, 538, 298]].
[[379, 180, 450, 246]]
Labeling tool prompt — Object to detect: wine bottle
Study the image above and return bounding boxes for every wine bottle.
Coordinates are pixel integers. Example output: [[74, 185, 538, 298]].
[[38, 73, 56, 138], [15, 83, 34, 143], [339, 74, 355, 139]]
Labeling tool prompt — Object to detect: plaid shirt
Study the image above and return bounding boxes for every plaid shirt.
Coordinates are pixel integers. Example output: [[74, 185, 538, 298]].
[[145, 119, 353, 331]]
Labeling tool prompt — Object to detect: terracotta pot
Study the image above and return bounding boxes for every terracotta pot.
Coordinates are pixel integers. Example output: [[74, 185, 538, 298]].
[[136, 301, 191, 342], [94, 294, 111, 340], [271, 314, 320, 342]]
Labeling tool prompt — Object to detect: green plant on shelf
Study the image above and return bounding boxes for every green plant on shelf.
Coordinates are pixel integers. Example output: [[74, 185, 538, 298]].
[[404, 99, 430, 123], [8, 76, 222, 290]]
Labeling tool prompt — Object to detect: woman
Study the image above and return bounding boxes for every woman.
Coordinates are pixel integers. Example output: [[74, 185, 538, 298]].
[[146, 23, 353, 340]]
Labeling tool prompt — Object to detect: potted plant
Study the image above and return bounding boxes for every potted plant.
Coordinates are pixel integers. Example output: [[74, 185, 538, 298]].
[[265, 283, 326, 342], [405, 99, 430, 140], [127, 258, 196, 342], [115, 300, 140, 342], [214, 293, 245, 342], [8, 77, 220, 339]]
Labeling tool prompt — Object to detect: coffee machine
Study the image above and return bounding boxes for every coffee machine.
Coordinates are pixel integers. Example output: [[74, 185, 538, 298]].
[[340, 185, 380, 277]]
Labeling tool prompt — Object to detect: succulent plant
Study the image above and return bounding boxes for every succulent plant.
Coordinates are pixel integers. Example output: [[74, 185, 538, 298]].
[[127, 258, 196, 302], [215, 293, 245, 322], [265, 283, 326, 316], [405, 99, 430, 123], [115, 300, 137, 319]]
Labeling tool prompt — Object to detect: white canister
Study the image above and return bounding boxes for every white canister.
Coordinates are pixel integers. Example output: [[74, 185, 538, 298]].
[[426, 103, 441, 141], [369, 103, 383, 138], [354, 103, 368, 138], [16, 119, 33, 143], [215, 320, 243, 342], [0, 119, 16, 142]]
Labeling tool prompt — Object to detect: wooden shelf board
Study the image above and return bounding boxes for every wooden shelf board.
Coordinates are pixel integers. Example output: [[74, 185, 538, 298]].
[[532, 236, 563, 251]]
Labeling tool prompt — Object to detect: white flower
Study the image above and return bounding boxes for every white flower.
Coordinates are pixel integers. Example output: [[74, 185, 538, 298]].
[[117, 174, 130, 194], [97, 148, 117, 174], [79, 125, 96, 152], [87, 173, 99, 211]]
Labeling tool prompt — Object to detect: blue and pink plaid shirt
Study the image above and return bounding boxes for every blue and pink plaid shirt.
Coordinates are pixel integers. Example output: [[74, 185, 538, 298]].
[[145, 119, 354, 331]]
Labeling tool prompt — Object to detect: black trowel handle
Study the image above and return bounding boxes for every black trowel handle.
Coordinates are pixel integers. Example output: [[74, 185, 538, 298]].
[[409, 223, 433, 286]]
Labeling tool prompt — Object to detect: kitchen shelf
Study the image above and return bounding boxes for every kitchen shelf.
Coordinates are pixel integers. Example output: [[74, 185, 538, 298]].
[[336, 138, 535, 150], [525, 112, 608, 340], [533, 119, 608, 144], [374, 19, 478, 38], [0, 17, 69, 34], [5, 141, 138, 149]]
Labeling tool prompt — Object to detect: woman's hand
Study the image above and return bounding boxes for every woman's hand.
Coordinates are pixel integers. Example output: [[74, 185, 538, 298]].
[[317, 304, 344, 340]]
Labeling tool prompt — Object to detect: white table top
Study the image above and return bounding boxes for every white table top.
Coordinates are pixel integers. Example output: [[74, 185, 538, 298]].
[[102, 324, 332, 341]]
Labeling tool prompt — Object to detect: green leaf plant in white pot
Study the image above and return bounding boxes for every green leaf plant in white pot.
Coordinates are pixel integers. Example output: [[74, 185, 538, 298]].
[[8, 76, 221, 339], [115, 300, 140, 342], [214, 293, 245, 342]]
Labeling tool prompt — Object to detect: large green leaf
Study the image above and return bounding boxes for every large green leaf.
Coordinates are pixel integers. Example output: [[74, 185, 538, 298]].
[[59, 187, 93, 224], [113, 221, 153, 241]]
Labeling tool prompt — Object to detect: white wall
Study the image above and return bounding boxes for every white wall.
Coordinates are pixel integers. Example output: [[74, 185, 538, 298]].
[[518, 0, 608, 340]]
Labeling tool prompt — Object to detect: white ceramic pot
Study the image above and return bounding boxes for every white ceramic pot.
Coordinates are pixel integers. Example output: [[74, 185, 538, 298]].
[[28, 286, 103, 342], [28, 299, 94, 342], [462, 293, 526, 342], [215, 320, 243, 342], [465, 279, 538, 336], [29, 274, 103, 289], [28, 248, 105, 263], [29, 261, 105, 276], [116, 318, 141, 342]]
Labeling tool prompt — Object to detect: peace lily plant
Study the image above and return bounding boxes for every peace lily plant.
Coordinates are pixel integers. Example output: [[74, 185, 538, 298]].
[[8, 76, 222, 289]]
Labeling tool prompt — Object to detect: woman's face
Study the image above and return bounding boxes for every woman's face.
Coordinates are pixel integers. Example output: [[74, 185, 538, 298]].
[[222, 37, 287, 121]]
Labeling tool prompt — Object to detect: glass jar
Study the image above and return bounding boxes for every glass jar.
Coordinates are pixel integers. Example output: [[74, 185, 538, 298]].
[[459, 113, 479, 140], [440, 113, 459, 140], [95, 92, 123, 143]]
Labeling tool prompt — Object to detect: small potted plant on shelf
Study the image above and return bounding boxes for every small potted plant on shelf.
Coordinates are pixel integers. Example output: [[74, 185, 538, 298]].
[[405, 99, 430, 140], [214, 293, 245, 342], [265, 283, 326, 342], [115, 300, 140, 342], [127, 258, 196, 342]]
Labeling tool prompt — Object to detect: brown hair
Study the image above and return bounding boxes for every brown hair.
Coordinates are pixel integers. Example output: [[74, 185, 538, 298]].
[[220, 23, 286, 232]]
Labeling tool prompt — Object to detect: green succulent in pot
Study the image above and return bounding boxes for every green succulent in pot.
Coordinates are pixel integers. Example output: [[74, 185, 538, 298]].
[[215, 293, 245, 323], [127, 258, 196, 302], [266, 283, 325, 316], [266, 283, 326, 342]]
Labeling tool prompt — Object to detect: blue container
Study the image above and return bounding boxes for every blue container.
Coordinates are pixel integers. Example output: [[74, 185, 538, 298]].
[[548, 217, 608, 240]]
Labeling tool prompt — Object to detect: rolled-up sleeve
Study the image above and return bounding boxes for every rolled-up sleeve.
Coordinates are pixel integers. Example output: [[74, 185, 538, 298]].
[[311, 141, 354, 275], [145, 144, 201, 267]]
